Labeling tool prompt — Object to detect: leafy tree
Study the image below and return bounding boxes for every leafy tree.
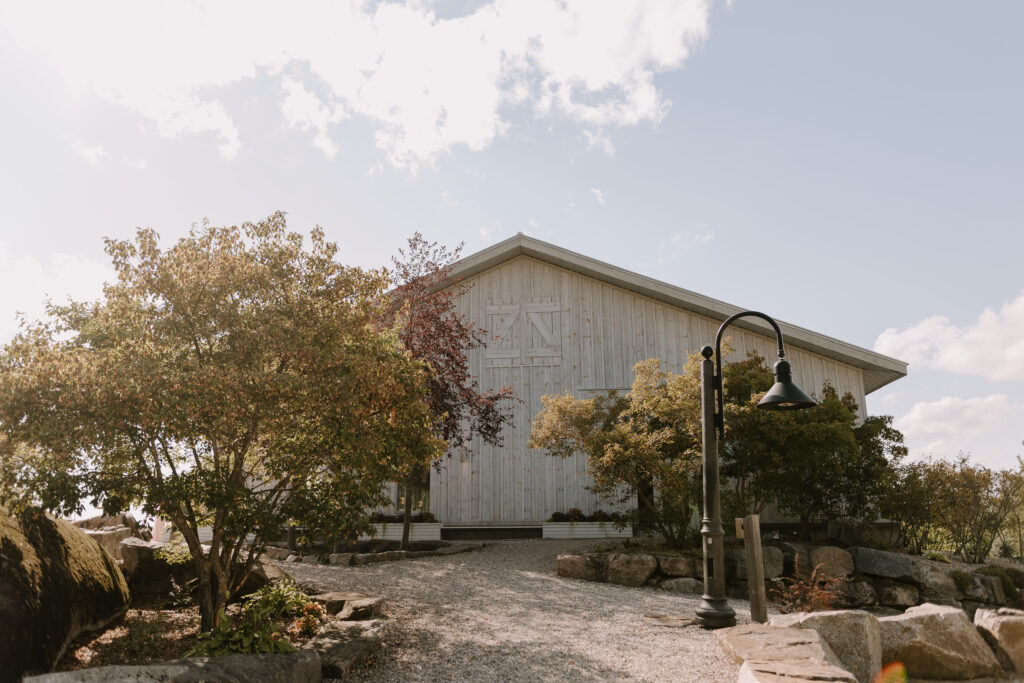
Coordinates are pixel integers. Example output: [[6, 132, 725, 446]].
[[385, 233, 514, 548], [529, 358, 703, 547], [0, 214, 443, 629], [877, 458, 942, 554], [930, 455, 1021, 563], [722, 357, 905, 540]]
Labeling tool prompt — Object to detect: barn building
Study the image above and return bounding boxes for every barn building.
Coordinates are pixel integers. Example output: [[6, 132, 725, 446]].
[[403, 234, 907, 533]]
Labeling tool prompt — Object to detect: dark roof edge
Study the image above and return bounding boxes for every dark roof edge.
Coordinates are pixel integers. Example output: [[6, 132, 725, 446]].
[[448, 234, 908, 395]]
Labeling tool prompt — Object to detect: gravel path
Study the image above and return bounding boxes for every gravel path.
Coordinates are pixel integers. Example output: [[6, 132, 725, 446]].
[[283, 539, 745, 682]]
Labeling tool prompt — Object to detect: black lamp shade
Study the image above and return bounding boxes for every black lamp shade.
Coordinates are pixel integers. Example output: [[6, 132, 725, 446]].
[[757, 359, 817, 411]]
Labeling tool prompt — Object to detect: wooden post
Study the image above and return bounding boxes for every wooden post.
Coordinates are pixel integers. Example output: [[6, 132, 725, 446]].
[[743, 513, 768, 624]]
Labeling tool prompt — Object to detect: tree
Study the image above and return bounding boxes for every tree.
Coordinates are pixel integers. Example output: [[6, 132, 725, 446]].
[[723, 368, 905, 540], [930, 455, 1021, 563], [529, 358, 703, 547], [877, 459, 941, 553], [0, 214, 444, 629], [385, 233, 514, 548]]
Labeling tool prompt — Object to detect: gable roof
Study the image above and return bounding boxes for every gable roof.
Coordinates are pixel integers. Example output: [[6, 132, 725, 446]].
[[447, 233, 907, 395]]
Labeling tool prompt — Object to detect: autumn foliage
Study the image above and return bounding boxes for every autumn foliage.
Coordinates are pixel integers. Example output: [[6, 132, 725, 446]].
[[0, 214, 444, 629]]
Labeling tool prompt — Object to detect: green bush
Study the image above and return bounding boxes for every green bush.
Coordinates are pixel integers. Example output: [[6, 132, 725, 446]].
[[926, 551, 950, 564], [186, 609, 294, 656], [242, 581, 311, 622], [186, 582, 322, 657]]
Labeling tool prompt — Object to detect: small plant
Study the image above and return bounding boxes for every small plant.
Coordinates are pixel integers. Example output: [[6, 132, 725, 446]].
[[186, 609, 294, 657], [289, 601, 328, 638], [976, 566, 1020, 602], [770, 558, 838, 613], [925, 551, 950, 564], [187, 582, 321, 656], [951, 570, 971, 594], [998, 541, 1016, 559], [242, 581, 310, 621]]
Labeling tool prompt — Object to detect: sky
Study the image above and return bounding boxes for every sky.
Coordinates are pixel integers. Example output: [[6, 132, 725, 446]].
[[1, 0, 1022, 470]]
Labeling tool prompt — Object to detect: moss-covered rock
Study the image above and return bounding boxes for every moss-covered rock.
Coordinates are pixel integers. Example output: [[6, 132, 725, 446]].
[[0, 508, 130, 682]]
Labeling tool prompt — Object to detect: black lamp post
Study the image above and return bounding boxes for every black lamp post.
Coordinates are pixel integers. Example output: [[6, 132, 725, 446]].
[[695, 311, 816, 629]]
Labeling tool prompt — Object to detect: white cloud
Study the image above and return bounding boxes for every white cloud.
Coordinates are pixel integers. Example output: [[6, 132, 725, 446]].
[[694, 231, 714, 243], [874, 290, 1024, 381], [895, 394, 1023, 460], [122, 155, 148, 170], [280, 76, 344, 158], [590, 187, 606, 206], [583, 130, 615, 156], [2, 0, 709, 168], [0, 242, 113, 343], [71, 139, 109, 167]]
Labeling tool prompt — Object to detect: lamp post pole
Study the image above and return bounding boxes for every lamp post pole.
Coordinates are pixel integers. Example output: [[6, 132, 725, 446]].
[[694, 311, 817, 629], [695, 344, 733, 628]]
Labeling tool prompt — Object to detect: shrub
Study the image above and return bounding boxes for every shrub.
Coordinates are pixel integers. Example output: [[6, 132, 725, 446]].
[[546, 509, 626, 524], [154, 532, 191, 567], [242, 581, 310, 621], [976, 566, 1020, 602], [289, 601, 328, 638], [369, 511, 437, 524], [770, 559, 838, 613], [925, 551, 950, 564], [998, 541, 1016, 559], [187, 582, 321, 656], [187, 609, 294, 656]]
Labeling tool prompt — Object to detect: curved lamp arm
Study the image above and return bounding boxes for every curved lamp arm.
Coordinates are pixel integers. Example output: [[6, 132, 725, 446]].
[[711, 310, 787, 439]]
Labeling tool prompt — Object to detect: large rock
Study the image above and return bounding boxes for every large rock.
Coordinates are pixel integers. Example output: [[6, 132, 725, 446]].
[[918, 563, 963, 604], [661, 577, 703, 594], [81, 526, 135, 561], [771, 611, 880, 683], [848, 547, 922, 584], [874, 580, 919, 608], [715, 624, 844, 668], [878, 603, 1002, 679], [303, 618, 387, 679], [234, 558, 290, 598], [73, 512, 150, 540], [24, 651, 320, 682], [1, 508, 130, 681], [831, 579, 877, 609], [726, 547, 784, 581], [958, 572, 1006, 605], [738, 660, 857, 683], [974, 608, 1024, 674], [658, 555, 699, 577], [809, 546, 854, 580], [606, 553, 657, 586], [556, 553, 607, 582], [119, 537, 193, 595]]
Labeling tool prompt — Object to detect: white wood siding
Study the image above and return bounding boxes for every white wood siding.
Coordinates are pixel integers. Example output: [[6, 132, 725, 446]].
[[430, 255, 868, 525]]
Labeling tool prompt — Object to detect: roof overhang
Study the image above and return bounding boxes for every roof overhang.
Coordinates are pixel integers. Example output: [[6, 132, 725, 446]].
[[446, 234, 907, 395]]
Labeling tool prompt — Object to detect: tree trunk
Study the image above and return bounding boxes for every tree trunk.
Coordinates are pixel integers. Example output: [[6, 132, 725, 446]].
[[286, 525, 297, 551], [401, 471, 415, 550], [799, 514, 810, 541]]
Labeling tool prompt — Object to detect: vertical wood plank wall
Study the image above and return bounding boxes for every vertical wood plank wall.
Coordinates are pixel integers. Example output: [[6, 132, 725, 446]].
[[430, 256, 868, 526]]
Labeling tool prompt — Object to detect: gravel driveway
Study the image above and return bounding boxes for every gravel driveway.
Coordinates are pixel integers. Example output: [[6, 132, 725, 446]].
[[284, 539, 745, 682]]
